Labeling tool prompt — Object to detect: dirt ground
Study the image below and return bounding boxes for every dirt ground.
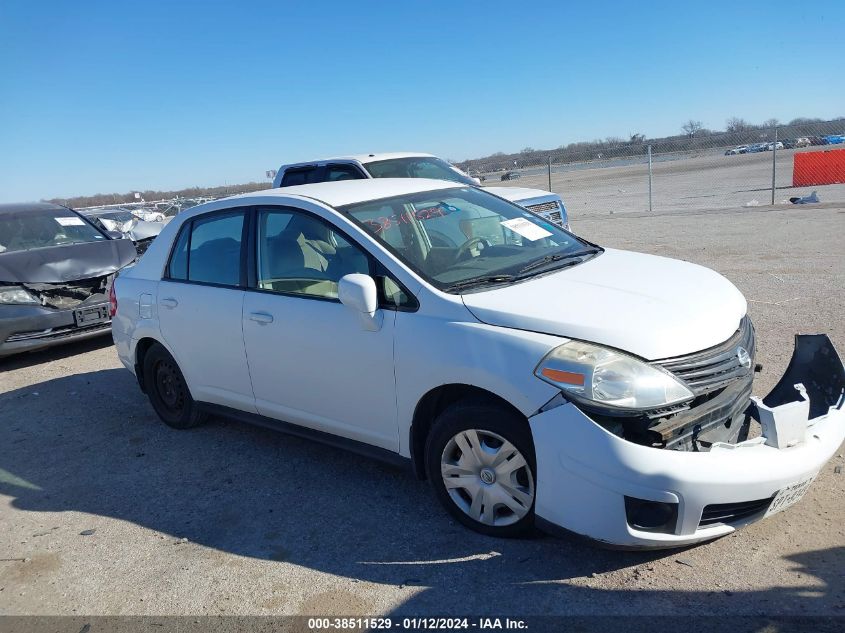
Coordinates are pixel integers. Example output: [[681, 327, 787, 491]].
[[1, 204, 844, 618], [492, 147, 845, 217]]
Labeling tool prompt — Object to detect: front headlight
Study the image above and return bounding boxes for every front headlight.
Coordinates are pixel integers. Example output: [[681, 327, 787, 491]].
[[535, 340, 694, 411], [0, 287, 39, 305]]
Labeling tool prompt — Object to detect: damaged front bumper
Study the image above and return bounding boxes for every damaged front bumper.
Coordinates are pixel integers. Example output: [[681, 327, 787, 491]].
[[529, 334, 845, 548], [0, 297, 112, 358]]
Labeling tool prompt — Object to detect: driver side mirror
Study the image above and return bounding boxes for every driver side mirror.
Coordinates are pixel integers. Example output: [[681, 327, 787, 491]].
[[338, 274, 383, 332]]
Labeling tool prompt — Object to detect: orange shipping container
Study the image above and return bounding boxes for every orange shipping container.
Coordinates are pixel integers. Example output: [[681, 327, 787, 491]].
[[793, 148, 845, 187]]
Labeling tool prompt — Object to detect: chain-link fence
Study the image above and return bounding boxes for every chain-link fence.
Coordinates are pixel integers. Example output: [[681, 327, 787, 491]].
[[460, 119, 845, 218]]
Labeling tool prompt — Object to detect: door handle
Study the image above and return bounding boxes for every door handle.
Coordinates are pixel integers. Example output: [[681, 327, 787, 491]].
[[160, 298, 178, 309], [249, 312, 274, 324]]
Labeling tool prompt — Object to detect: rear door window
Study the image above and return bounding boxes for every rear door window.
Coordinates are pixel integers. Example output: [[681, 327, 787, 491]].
[[280, 167, 321, 187], [325, 164, 365, 182], [166, 211, 245, 286]]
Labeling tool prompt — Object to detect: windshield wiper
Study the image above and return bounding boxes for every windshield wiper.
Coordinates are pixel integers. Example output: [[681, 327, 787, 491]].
[[517, 249, 601, 275], [443, 274, 516, 293]]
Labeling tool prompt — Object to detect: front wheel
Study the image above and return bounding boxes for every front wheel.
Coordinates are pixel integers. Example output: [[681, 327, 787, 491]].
[[426, 400, 536, 537]]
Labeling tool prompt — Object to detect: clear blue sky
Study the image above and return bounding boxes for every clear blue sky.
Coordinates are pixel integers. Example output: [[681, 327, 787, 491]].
[[1, 0, 843, 202]]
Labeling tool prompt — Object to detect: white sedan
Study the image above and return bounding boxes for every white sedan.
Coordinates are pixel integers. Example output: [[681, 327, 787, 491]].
[[111, 178, 845, 548]]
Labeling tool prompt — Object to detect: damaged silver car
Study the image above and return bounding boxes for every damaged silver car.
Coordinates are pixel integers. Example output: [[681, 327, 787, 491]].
[[0, 202, 137, 358], [78, 207, 164, 255]]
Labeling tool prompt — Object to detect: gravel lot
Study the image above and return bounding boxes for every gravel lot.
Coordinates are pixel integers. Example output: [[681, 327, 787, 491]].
[[493, 147, 845, 216], [1, 204, 843, 618]]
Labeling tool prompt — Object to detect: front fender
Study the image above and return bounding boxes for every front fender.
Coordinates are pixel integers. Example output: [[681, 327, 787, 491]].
[[394, 313, 562, 456]]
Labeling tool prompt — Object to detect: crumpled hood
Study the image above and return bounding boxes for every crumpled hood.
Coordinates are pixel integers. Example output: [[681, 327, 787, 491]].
[[126, 219, 164, 242], [0, 239, 137, 283], [461, 248, 747, 360]]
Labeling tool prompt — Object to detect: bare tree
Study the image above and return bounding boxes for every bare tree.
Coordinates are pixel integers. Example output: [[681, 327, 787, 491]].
[[629, 133, 645, 144], [726, 117, 749, 133], [763, 118, 780, 129], [789, 117, 823, 125], [520, 147, 535, 154], [681, 120, 703, 137]]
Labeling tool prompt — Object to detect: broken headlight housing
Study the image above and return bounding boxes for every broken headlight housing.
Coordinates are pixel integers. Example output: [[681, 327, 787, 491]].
[[0, 286, 39, 305], [535, 340, 694, 411]]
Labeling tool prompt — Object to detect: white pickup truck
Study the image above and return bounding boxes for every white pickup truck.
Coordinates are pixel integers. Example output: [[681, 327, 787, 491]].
[[272, 152, 570, 230]]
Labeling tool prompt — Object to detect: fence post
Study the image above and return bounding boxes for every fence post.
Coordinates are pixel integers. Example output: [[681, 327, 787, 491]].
[[647, 145, 653, 213], [771, 127, 777, 205], [547, 155, 552, 192]]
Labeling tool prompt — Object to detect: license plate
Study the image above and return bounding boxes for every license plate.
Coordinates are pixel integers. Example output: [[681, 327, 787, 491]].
[[74, 304, 110, 327], [765, 473, 817, 517]]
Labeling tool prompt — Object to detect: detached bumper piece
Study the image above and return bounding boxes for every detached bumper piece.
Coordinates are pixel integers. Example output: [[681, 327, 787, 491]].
[[529, 333, 845, 548], [750, 334, 845, 448]]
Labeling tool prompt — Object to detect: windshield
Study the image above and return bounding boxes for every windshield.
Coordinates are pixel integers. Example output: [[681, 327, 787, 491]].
[[0, 208, 106, 254], [341, 187, 599, 292], [364, 157, 477, 186]]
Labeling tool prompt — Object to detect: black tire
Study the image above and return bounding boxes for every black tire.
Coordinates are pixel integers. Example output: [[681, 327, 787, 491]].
[[425, 399, 536, 537], [142, 343, 208, 429]]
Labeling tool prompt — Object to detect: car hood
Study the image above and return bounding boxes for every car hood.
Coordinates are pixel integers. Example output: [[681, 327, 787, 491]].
[[484, 186, 557, 205], [460, 248, 747, 360], [0, 239, 137, 283]]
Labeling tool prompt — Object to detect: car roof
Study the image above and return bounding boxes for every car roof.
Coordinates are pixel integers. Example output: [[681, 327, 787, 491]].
[[0, 202, 71, 215], [180, 178, 465, 220], [353, 152, 437, 164], [282, 152, 437, 169], [246, 178, 461, 207]]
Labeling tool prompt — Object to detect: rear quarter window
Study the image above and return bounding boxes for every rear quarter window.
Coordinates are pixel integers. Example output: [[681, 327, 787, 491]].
[[281, 168, 320, 187], [325, 164, 365, 182], [167, 224, 190, 279]]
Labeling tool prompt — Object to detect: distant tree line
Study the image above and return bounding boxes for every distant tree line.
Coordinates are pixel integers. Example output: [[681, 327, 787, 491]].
[[457, 116, 845, 172], [46, 116, 843, 205], [47, 182, 270, 210]]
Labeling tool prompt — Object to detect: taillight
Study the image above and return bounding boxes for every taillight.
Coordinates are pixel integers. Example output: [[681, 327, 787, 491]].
[[108, 282, 118, 317]]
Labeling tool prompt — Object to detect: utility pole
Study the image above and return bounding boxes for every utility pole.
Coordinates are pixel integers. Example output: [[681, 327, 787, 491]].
[[771, 127, 778, 205], [648, 145, 653, 213]]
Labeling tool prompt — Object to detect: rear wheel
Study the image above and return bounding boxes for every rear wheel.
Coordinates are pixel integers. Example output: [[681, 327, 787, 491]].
[[426, 400, 536, 537], [142, 343, 207, 429]]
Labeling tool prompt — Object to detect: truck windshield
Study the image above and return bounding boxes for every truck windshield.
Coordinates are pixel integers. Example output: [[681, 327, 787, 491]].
[[364, 157, 477, 186], [341, 187, 599, 292], [0, 209, 106, 254]]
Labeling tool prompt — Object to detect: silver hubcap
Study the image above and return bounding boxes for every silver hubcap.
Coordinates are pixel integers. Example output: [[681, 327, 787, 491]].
[[440, 429, 535, 527]]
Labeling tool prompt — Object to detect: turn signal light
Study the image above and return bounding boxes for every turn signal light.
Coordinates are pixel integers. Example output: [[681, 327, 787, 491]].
[[540, 368, 585, 385]]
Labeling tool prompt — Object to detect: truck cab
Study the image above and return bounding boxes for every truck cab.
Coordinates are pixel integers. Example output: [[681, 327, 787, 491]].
[[272, 152, 570, 230]]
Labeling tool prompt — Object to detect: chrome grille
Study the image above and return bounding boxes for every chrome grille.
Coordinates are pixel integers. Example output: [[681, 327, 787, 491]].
[[656, 317, 755, 396], [525, 200, 560, 213]]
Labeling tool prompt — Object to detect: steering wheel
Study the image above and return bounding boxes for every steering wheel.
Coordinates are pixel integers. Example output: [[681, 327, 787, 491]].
[[454, 237, 489, 262]]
